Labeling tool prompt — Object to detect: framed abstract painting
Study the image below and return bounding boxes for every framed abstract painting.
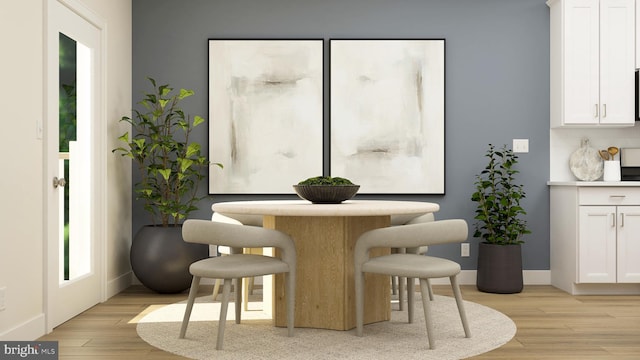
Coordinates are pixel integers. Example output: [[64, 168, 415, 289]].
[[330, 39, 445, 194], [208, 39, 324, 194]]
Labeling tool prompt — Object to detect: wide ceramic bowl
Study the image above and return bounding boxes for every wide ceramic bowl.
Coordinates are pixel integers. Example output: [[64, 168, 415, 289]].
[[293, 184, 360, 204]]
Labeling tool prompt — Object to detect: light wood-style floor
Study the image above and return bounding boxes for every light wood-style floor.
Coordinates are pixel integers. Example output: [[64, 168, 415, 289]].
[[38, 285, 640, 359]]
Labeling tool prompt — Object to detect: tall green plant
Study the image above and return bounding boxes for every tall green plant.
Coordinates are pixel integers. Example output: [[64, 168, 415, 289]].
[[113, 77, 222, 227], [471, 144, 530, 245]]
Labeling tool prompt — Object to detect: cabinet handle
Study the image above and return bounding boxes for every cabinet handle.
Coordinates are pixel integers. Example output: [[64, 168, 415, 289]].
[[595, 104, 599, 117], [609, 195, 626, 199], [611, 213, 616, 227], [620, 213, 624, 227]]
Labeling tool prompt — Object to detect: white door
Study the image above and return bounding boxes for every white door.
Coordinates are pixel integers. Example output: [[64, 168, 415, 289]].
[[616, 206, 640, 283], [578, 206, 617, 283], [563, 0, 600, 125], [45, 0, 105, 331], [598, 0, 635, 125]]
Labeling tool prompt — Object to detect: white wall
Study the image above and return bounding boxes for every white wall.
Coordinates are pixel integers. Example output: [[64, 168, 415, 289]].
[[0, 0, 132, 340], [82, 0, 133, 299]]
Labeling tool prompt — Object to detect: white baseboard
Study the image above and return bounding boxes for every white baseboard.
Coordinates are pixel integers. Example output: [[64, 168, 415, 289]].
[[107, 271, 133, 299], [429, 270, 551, 286], [0, 314, 46, 341]]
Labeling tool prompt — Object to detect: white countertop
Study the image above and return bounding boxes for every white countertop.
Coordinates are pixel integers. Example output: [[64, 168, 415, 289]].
[[548, 181, 640, 186], [211, 199, 439, 216]]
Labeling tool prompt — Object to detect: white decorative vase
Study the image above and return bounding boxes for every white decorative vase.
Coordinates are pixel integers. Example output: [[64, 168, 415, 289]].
[[603, 161, 621, 182]]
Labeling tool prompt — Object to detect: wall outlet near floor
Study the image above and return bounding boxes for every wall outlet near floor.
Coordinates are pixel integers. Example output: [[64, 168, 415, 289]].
[[0, 287, 6, 311], [461, 243, 470, 257]]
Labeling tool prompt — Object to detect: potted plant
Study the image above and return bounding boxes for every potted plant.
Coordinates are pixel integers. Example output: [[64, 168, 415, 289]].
[[471, 144, 531, 293], [114, 77, 222, 293]]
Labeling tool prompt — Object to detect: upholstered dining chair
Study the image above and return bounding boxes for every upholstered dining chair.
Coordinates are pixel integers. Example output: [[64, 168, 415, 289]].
[[179, 219, 296, 350], [354, 219, 471, 349], [390, 212, 435, 310], [210, 212, 263, 310]]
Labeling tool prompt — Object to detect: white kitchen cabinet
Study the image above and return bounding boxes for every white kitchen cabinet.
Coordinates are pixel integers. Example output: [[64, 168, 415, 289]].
[[548, 0, 635, 127], [614, 206, 640, 282], [578, 205, 640, 283], [550, 184, 640, 294]]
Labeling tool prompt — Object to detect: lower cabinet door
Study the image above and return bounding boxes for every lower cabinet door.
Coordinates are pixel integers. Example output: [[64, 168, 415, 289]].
[[616, 206, 640, 283], [578, 206, 617, 283]]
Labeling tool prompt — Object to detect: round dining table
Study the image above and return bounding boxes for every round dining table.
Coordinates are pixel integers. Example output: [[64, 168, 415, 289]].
[[211, 199, 439, 330]]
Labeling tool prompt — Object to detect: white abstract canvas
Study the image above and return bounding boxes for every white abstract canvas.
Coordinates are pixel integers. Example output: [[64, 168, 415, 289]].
[[209, 39, 324, 194], [330, 39, 445, 194]]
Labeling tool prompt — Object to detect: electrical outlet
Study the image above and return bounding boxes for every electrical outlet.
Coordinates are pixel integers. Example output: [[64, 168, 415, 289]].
[[0, 287, 6, 311], [461, 243, 470, 257], [513, 138, 529, 153]]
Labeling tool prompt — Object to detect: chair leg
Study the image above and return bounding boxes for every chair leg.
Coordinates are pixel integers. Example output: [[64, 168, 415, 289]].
[[407, 277, 415, 323], [397, 247, 407, 311], [212, 278, 221, 301], [419, 278, 435, 349], [235, 277, 242, 324], [179, 275, 200, 339], [355, 270, 365, 336], [248, 277, 255, 294], [450, 275, 471, 338], [216, 278, 232, 350], [398, 276, 406, 311], [426, 278, 434, 301], [243, 277, 254, 311], [391, 276, 398, 295]]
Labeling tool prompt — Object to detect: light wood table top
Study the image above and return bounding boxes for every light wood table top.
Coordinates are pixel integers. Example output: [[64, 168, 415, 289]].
[[212, 199, 439, 216]]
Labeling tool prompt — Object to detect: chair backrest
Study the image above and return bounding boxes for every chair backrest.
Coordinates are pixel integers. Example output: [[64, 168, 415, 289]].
[[183, 219, 296, 265], [355, 219, 468, 266], [390, 212, 435, 226], [211, 212, 243, 225], [405, 212, 435, 225], [212, 212, 263, 227]]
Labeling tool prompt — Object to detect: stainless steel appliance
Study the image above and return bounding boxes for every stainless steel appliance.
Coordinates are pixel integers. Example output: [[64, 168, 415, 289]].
[[620, 148, 640, 181]]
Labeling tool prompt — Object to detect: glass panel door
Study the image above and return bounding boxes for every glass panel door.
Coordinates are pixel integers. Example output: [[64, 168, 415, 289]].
[[46, 0, 103, 331]]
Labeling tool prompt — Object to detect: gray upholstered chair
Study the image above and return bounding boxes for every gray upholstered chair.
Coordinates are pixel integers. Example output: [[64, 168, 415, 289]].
[[179, 219, 296, 350], [210, 212, 263, 310], [354, 219, 471, 349], [390, 212, 435, 310]]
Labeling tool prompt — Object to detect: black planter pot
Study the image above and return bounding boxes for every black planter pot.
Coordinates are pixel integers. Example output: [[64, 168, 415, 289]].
[[476, 242, 523, 294], [130, 225, 209, 294]]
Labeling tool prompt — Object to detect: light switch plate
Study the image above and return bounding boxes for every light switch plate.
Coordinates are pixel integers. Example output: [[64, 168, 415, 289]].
[[513, 139, 529, 153]]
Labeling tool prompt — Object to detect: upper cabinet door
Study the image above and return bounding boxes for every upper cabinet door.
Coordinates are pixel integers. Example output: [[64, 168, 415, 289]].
[[548, 0, 635, 127], [563, 0, 600, 126], [599, 0, 635, 125]]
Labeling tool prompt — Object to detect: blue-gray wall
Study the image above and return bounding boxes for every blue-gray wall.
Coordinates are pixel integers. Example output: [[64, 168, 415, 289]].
[[132, 0, 550, 270]]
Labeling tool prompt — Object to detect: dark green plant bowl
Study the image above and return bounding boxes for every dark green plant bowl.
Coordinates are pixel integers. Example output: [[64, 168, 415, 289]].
[[293, 185, 360, 204]]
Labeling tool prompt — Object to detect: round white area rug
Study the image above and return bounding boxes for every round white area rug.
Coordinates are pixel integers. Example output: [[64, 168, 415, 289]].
[[137, 294, 515, 360]]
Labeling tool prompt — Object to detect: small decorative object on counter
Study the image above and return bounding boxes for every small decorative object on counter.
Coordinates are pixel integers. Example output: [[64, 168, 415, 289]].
[[569, 137, 603, 181]]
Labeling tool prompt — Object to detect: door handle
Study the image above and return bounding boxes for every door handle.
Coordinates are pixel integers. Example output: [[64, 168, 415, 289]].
[[620, 213, 624, 227], [603, 104, 607, 118], [53, 176, 66, 188], [611, 213, 616, 227]]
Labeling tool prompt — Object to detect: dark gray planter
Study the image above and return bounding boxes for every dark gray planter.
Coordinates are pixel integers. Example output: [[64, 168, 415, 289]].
[[476, 242, 523, 294], [131, 225, 209, 293]]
